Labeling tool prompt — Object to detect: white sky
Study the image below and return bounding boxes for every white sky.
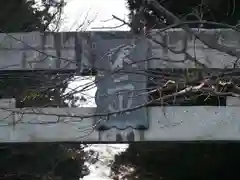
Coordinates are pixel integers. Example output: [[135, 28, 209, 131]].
[[61, 1, 129, 180], [61, 0, 130, 31]]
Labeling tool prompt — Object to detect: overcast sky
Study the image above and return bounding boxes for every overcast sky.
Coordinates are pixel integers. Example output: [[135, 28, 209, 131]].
[[62, 0, 129, 31]]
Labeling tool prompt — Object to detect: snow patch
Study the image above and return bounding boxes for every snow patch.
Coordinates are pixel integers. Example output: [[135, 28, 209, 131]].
[[83, 144, 128, 180]]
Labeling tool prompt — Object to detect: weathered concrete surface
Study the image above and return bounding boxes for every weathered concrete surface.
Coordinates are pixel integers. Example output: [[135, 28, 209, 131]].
[[0, 107, 98, 142], [148, 28, 240, 68], [0, 29, 239, 70], [0, 32, 80, 70], [1, 105, 240, 142], [145, 106, 240, 141]]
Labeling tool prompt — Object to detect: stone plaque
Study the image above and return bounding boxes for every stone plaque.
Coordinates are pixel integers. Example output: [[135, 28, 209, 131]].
[[94, 32, 149, 130]]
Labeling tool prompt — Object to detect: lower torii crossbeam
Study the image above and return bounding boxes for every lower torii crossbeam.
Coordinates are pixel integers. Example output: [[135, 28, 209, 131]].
[[0, 97, 240, 142]]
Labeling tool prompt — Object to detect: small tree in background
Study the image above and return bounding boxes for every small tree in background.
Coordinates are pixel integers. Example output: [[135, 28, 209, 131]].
[[0, 1, 89, 179], [127, 0, 240, 29]]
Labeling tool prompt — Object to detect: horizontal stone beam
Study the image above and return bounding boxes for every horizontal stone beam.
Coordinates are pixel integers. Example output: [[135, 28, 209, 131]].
[[1, 104, 240, 142], [0, 107, 98, 142], [148, 28, 240, 69], [0, 32, 86, 71], [0, 29, 239, 71]]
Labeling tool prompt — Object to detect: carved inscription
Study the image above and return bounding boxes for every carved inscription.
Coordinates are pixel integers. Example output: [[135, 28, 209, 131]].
[[94, 34, 149, 130]]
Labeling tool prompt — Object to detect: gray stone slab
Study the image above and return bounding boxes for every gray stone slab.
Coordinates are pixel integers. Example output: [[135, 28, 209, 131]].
[[93, 34, 149, 130]]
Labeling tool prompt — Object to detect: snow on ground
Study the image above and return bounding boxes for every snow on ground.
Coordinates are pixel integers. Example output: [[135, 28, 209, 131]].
[[83, 144, 128, 180]]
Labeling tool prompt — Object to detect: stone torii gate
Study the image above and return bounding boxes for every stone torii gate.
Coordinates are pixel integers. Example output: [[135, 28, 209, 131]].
[[0, 29, 240, 142]]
